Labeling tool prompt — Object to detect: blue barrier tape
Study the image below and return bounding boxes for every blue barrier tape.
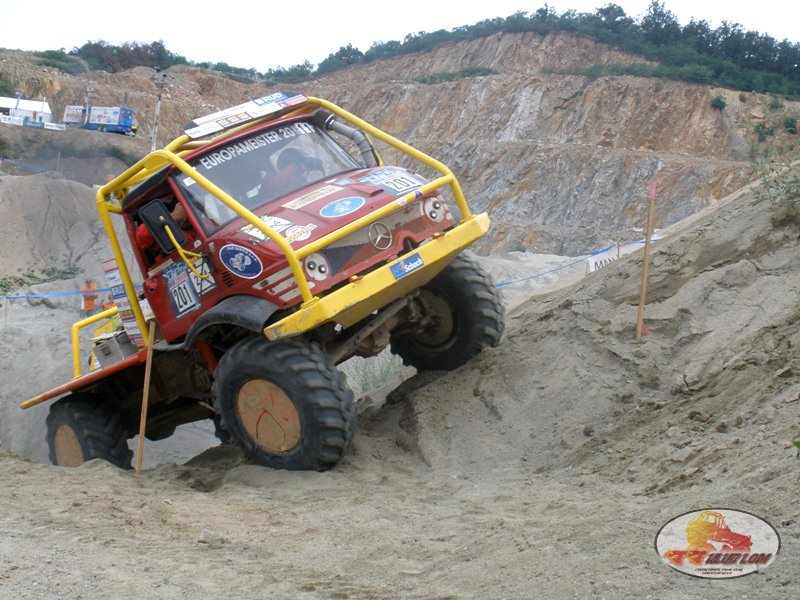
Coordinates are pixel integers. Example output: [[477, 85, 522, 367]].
[[1, 286, 141, 300], [0, 157, 54, 175], [491, 239, 659, 288], [493, 244, 616, 288], [588, 244, 619, 256], [494, 257, 586, 288], [0, 156, 75, 178]]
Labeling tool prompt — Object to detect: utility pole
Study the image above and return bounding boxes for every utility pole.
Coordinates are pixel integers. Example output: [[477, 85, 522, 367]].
[[84, 86, 92, 124], [150, 67, 171, 152]]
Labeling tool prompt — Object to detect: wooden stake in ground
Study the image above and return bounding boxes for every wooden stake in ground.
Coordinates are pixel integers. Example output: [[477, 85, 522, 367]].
[[636, 181, 657, 341], [135, 320, 157, 474]]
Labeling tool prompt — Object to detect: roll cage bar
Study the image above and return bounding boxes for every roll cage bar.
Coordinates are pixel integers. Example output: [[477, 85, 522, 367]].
[[96, 97, 474, 348]]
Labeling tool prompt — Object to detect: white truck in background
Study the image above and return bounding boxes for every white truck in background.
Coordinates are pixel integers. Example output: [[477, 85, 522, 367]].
[[63, 105, 138, 136]]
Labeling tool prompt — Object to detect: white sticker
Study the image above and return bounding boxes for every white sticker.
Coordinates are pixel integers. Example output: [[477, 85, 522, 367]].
[[283, 185, 341, 210], [171, 279, 199, 315], [240, 215, 293, 240], [263, 215, 293, 232], [189, 258, 217, 295], [383, 174, 422, 193], [284, 224, 316, 243]]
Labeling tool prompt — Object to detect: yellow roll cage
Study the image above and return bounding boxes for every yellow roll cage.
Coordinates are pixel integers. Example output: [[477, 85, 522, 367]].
[[81, 96, 483, 371]]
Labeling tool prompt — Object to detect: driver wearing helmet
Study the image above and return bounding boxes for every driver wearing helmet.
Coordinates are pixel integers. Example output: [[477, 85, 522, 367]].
[[274, 147, 324, 192]]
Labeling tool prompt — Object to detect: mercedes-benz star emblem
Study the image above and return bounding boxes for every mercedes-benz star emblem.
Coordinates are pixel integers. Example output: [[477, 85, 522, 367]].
[[368, 222, 393, 250]]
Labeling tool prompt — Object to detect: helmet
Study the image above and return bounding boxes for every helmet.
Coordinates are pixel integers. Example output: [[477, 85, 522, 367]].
[[277, 147, 322, 174]]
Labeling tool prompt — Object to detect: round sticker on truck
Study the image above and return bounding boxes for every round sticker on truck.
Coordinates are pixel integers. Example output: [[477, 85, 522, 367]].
[[319, 197, 365, 218], [219, 244, 263, 279]]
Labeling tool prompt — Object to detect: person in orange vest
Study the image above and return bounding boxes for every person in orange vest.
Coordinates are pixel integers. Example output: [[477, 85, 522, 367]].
[[101, 294, 116, 311], [80, 278, 99, 319]]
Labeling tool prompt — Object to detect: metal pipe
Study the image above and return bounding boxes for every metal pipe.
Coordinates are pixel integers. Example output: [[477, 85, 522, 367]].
[[306, 97, 472, 221], [313, 110, 378, 167]]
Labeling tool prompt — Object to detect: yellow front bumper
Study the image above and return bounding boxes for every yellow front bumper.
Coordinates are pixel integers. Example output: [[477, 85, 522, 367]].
[[264, 213, 490, 340]]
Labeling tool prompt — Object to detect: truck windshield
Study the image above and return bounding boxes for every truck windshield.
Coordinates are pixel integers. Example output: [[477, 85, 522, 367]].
[[173, 120, 360, 233]]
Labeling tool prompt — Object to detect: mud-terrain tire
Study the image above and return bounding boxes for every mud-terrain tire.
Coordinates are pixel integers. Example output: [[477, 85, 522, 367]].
[[46, 396, 133, 469], [391, 255, 505, 371], [214, 337, 356, 471]]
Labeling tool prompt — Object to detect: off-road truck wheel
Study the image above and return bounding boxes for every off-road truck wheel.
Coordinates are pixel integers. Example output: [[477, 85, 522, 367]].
[[391, 254, 505, 371], [46, 396, 133, 469], [214, 337, 356, 471]]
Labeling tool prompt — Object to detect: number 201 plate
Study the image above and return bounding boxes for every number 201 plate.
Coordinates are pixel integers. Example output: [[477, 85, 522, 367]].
[[164, 263, 200, 318]]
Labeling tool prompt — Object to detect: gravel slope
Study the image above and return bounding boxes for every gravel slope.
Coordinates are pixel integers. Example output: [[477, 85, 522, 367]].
[[1, 168, 799, 598]]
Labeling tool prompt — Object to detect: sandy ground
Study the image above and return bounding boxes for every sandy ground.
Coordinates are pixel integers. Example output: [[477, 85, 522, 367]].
[[1, 170, 799, 598]]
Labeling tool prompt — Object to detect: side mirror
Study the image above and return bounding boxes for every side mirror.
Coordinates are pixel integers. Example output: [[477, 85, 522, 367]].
[[138, 200, 187, 254]]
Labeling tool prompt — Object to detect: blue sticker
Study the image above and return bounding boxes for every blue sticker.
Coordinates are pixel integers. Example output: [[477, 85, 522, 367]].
[[254, 92, 287, 105], [219, 244, 263, 279], [320, 197, 366, 218], [390, 253, 425, 280]]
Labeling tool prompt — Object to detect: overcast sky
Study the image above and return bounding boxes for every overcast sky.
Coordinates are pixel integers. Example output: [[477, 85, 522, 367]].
[[1, 1, 797, 73]]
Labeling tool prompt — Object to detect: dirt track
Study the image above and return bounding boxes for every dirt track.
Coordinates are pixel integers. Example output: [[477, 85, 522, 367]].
[[1, 169, 799, 598]]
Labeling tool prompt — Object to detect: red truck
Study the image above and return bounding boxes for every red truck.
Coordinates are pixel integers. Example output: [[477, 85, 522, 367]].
[[23, 92, 504, 471]]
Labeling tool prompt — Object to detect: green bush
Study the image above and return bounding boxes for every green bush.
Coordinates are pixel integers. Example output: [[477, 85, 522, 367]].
[[739, 92, 747, 102], [711, 95, 726, 111], [0, 73, 13, 96], [413, 66, 498, 84], [785, 117, 798, 135], [35, 50, 85, 74], [108, 146, 141, 166], [769, 97, 784, 111], [0, 264, 80, 294], [756, 123, 775, 142], [70, 40, 187, 73]]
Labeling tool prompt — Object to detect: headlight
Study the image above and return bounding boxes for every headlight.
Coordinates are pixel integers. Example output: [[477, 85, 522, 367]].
[[304, 253, 330, 282], [422, 197, 446, 222]]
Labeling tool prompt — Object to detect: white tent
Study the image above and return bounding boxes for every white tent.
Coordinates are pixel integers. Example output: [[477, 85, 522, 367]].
[[0, 96, 53, 123]]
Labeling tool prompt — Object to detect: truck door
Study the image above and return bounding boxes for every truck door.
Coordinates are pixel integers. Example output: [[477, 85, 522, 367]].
[[136, 197, 220, 342]]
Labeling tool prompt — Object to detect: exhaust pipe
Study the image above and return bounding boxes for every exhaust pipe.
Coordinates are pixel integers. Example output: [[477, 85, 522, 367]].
[[312, 109, 378, 167]]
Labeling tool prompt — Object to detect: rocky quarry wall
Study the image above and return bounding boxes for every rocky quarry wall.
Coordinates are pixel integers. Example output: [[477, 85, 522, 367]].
[[2, 31, 798, 255]]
